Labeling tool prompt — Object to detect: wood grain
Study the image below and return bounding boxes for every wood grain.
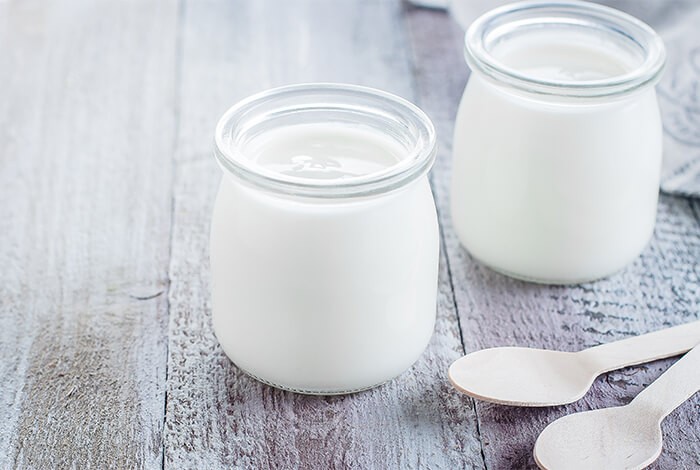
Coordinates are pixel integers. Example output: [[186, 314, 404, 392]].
[[0, 0, 177, 468], [1, 0, 699, 468], [534, 344, 700, 470], [404, 6, 700, 469], [163, 0, 483, 468]]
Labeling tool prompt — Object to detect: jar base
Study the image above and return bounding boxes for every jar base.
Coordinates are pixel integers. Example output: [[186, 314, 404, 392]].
[[234, 363, 392, 396], [471, 255, 631, 286]]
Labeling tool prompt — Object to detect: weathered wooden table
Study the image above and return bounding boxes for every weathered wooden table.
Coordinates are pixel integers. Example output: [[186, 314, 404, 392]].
[[2, 1, 699, 468]]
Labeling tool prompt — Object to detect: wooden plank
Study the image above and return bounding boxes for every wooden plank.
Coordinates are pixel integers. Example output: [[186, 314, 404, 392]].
[[163, 0, 484, 467], [0, 0, 177, 468], [404, 6, 700, 469]]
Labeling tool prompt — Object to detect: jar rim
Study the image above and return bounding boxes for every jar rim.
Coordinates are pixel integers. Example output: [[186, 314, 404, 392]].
[[464, 0, 666, 98], [213, 83, 437, 198]]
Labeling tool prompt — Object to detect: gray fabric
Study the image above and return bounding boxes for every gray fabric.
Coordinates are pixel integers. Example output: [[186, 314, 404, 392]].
[[449, 0, 700, 198], [646, 2, 700, 197]]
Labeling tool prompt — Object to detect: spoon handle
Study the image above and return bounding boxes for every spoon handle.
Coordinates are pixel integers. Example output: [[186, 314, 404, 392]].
[[629, 344, 700, 420], [579, 320, 700, 373]]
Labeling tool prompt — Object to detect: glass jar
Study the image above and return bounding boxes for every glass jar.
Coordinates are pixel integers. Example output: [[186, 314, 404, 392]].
[[211, 84, 438, 394], [451, 1, 666, 284]]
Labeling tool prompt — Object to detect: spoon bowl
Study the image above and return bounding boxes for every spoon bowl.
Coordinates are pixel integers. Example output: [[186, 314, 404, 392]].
[[448, 347, 596, 406], [534, 344, 700, 469], [534, 405, 662, 469]]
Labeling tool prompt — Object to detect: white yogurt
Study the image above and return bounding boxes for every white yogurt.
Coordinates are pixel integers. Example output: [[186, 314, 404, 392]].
[[211, 85, 438, 394], [451, 1, 666, 283], [246, 123, 404, 179]]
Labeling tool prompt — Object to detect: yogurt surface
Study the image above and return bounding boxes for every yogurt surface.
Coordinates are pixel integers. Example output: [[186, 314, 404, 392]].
[[246, 123, 405, 180]]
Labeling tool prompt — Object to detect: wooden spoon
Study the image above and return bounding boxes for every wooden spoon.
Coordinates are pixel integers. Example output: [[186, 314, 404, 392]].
[[448, 320, 700, 406], [533, 343, 700, 470]]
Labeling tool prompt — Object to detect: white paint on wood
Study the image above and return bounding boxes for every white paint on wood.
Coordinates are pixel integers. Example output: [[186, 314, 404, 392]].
[[164, 160, 484, 468], [448, 320, 700, 407], [405, 6, 700, 469], [1, 0, 698, 468], [0, 0, 178, 467], [163, 0, 484, 468], [534, 345, 700, 470]]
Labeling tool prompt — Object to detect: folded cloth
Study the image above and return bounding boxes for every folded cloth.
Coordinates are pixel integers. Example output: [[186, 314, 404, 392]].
[[650, 2, 700, 198], [447, 0, 700, 198]]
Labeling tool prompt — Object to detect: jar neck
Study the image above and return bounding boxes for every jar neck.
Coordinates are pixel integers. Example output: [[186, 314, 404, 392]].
[[214, 84, 437, 199], [464, 1, 666, 99]]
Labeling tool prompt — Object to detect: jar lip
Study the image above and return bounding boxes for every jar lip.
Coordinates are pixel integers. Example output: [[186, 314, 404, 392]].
[[464, 0, 666, 98], [214, 83, 437, 199]]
